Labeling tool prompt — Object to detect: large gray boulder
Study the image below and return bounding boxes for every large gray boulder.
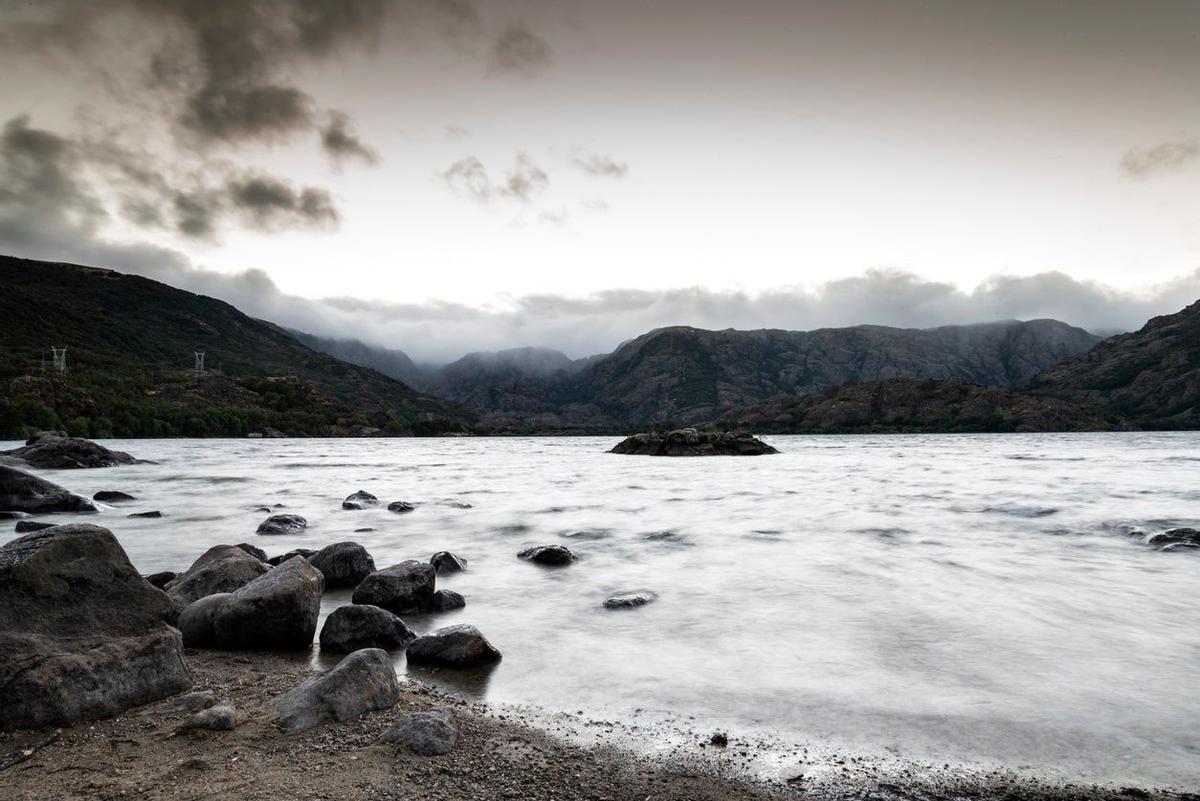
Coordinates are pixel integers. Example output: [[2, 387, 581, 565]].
[[0, 524, 192, 730], [309, 541, 376, 588], [0, 465, 98, 514], [180, 557, 325, 650], [406, 624, 502, 668], [318, 604, 416, 653], [352, 560, 436, 614], [377, 709, 457, 755], [275, 648, 400, 734], [164, 545, 270, 608], [1, 433, 137, 469]]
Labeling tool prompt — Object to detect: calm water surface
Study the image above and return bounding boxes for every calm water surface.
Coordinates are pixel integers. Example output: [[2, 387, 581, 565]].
[[4, 433, 1198, 788]]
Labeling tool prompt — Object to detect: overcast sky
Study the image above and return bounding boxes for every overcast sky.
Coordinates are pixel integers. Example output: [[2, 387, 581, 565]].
[[2, 0, 1199, 361]]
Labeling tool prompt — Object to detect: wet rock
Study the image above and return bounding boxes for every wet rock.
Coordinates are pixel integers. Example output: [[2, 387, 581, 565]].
[[352, 560, 436, 615], [518, 544, 576, 566], [94, 490, 135, 503], [268, 548, 317, 566], [256, 513, 307, 536], [144, 571, 178, 589], [235, 542, 268, 562], [387, 501, 415, 514], [0, 524, 192, 730], [377, 709, 457, 756], [428, 589, 466, 612], [354, 527, 375, 533], [710, 732, 728, 747], [164, 545, 270, 608], [430, 551, 468, 574], [2, 433, 137, 469], [0, 511, 31, 520], [1146, 527, 1200, 549], [275, 648, 400, 735], [182, 557, 325, 650], [128, 510, 162, 518], [603, 591, 658, 609], [176, 704, 236, 733], [342, 490, 379, 510], [0, 465, 98, 514], [406, 624, 502, 668], [309, 541, 376, 588], [14, 520, 55, 533], [610, 428, 778, 456], [253, 505, 272, 513], [318, 604, 416, 653]]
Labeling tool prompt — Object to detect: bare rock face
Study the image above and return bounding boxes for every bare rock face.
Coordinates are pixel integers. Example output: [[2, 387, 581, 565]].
[[352, 560, 436, 614], [318, 604, 416, 653], [275, 648, 400, 734], [0, 524, 192, 730], [308, 541, 376, 588], [0, 465, 98, 514], [179, 557, 324, 650], [406, 624, 502, 668], [165, 545, 271, 608], [609, 428, 777, 456], [1, 432, 137, 469]]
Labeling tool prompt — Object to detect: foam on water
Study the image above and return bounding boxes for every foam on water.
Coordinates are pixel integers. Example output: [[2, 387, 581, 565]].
[[3, 432, 1198, 788]]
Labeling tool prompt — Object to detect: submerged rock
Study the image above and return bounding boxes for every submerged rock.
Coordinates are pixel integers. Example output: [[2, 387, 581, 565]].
[[165, 545, 271, 608], [14, 520, 55, 533], [2, 433, 137, 469], [518, 544, 576, 566], [430, 551, 468, 574], [0, 511, 31, 520], [181, 557, 324, 650], [406, 624, 502, 668], [603, 591, 658, 609], [268, 548, 317, 566], [275, 648, 399, 735], [309, 541, 376, 588], [319, 604, 416, 653], [128, 510, 163, 518], [377, 709, 457, 756], [342, 490, 379, 510], [352, 560, 436, 614], [0, 465, 98, 514], [387, 500, 416, 514], [94, 490, 135, 503], [1146, 527, 1200, 549], [610, 428, 778, 456], [0, 524, 192, 730], [256, 513, 308, 536]]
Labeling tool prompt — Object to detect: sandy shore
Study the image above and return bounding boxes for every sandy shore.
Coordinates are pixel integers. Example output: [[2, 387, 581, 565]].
[[0, 650, 1193, 801]]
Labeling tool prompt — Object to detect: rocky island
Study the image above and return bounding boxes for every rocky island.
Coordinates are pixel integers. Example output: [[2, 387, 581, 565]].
[[610, 428, 778, 456]]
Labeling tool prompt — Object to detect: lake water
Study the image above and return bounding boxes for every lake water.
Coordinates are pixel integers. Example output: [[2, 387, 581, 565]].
[[4, 433, 1198, 789]]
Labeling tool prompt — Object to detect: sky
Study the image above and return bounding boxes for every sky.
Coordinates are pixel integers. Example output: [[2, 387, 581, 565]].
[[1, 0, 1200, 362]]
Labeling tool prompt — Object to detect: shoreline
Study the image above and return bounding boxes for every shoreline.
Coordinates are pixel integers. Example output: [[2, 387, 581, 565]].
[[1, 650, 1192, 801]]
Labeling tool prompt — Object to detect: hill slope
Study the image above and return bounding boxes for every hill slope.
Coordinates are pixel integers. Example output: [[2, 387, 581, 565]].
[[0, 256, 471, 438]]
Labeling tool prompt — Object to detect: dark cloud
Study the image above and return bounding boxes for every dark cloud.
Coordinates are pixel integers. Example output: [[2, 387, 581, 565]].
[[1121, 138, 1200, 177], [227, 175, 338, 230], [320, 111, 379, 166], [489, 23, 553, 74], [441, 153, 549, 203], [573, 153, 628, 177]]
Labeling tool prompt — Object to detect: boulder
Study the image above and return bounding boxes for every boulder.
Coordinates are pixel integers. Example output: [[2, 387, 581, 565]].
[[144, 570, 178, 589], [182, 558, 324, 650], [428, 589, 466, 612], [0, 465, 98, 514], [165, 545, 270, 607], [0, 511, 31, 520], [14, 520, 55, 533], [309, 541, 376, 588], [1146, 527, 1200, 549], [377, 709, 457, 756], [610, 428, 778, 456], [387, 501, 415, 514], [430, 551, 468, 574], [406, 624, 502, 668], [176, 704, 236, 733], [235, 542, 269, 562], [342, 490, 379, 510], [274, 648, 400, 734], [352, 560, 436, 614], [1, 433, 137, 469], [256, 513, 307, 536], [518, 544, 576, 566], [318, 604, 416, 653], [268, 548, 317, 566], [603, 591, 658, 609], [0, 524, 192, 730], [94, 490, 135, 503], [128, 510, 162, 518]]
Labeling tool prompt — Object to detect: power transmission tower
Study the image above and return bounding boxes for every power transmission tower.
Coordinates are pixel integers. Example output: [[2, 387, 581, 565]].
[[194, 351, 206, 374], [50, 346, 67, 374]]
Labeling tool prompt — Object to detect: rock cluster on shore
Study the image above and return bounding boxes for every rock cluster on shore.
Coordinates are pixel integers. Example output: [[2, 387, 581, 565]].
[[0, 431, 138, 469], [610, 428, 778, 456]]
